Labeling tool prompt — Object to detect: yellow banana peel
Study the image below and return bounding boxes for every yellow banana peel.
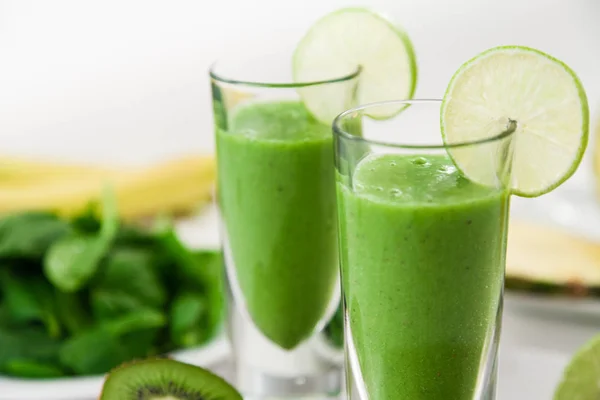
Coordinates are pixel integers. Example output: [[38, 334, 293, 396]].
[[0, 156, 115, 187], [0, 154, 216, 221]]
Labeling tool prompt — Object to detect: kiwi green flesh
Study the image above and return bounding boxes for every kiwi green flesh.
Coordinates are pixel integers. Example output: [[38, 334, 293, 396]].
[[505, 277, 600, 298], [100, 359, 242, 400]]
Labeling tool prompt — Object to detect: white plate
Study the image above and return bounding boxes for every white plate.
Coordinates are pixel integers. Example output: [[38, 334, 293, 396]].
[[505, 291, 600, 321], [0, 336, 231, 400]]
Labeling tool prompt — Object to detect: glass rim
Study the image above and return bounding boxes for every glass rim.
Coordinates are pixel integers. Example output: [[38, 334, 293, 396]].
[[332, 99, 517, 150], [209, 59, 361, 88]]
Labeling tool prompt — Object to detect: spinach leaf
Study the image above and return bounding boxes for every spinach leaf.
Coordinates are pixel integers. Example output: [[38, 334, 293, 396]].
[[69, 205, 101, 234], [44, 236, 108, 293], [0, 212, 71, 260], [120, 328, 160, 359], [71, 206, 154, 247], [54, 291, 91, 336], [44, 187, 119, 292], [109, 310, 165, 359], [154, 220, 225, 340], [90, 290, 145, 319], [114, 225, 157, 248], [0, 327, 62, 375], [169, 292, 208, 348], [90, 247, 166, 320], [3, 359, 65, 378], [103, 308, 166, 336], [0, 269, 42, 323], [0, 270, 61, 338], [153, 221, 207, 288], [0, 303, 10, 326], [191, 251, 224, 340], [59, 329, 129, 375], [59, 309, 166, 375]]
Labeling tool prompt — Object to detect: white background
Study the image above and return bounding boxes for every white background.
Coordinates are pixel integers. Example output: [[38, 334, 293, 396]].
[[1, 1, 600, 398], [0, 0, 598, 168]]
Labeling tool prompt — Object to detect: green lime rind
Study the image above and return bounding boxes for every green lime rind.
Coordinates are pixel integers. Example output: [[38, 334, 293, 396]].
[[554, 334, 600, 400], [364, 11, 417, 121], [293, 7, 418, 123], [441, 45, 589, 198], [353, 8, 418, 120]]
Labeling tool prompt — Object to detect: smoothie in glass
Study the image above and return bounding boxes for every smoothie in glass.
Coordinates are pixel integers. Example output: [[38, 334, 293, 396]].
[[338, 153, 509, 399], [217, 101, 339, 350]]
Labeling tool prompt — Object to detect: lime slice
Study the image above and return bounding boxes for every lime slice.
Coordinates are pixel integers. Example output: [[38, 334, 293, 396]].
[[293, 7, 417, 123], [441, 45, 589, 197], [554, 334, 600, 400], [592, 112, 600, 194]]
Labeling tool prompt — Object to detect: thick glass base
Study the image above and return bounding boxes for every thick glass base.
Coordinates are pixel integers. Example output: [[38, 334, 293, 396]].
[[479, 376, 497, 400], [222, 231, 343, 399], [228, 301, 343, 399], [238, 368, 342, 400]]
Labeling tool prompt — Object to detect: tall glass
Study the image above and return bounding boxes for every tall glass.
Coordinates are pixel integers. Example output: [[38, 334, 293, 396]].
[[333, 100, 515, 400], [210, 54, 359, 399]]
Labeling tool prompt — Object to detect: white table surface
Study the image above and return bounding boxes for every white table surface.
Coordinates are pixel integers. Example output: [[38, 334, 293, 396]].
[[496, 304, 590, 400]]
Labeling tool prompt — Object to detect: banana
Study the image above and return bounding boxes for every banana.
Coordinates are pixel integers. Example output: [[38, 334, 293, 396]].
[[0, 155, 216, 220], [0, 156, 115, 186]]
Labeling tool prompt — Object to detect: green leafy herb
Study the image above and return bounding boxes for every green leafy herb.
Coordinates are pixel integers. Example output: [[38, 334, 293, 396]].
[[91, 248, 166, 320], [43, 186, 119, 292], [191, 251, 224, 340], [3, 359, 65, 378], [59, 328, 129, 376], [0, 327, 62, 375], [169, 292, 209, 348], [153, 219, 207, 287], [0, 188, 224, 379], [44, 236, 106, 293], [0, 270, 61, 337], [103, 308, 166, 337], [54, 291, 91, 336], [0, 212, 71, 260], [153, 220, 224, 341], [59, 310, 166, 375]]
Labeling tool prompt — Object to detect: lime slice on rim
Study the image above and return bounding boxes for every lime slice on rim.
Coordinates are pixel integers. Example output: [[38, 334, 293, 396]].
[[554, 334, 600, 400], [293, 7, 417, 123], [441, 45, 589, 197]]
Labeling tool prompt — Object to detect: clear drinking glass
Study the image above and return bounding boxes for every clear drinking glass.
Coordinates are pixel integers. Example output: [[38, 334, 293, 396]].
[[333, 100, 516, 400], [210, 54, 359, 399]]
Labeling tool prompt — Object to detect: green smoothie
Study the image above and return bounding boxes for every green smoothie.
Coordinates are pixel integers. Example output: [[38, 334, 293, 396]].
[[338, 153, 509, 399], [216, 101, 339, 350]]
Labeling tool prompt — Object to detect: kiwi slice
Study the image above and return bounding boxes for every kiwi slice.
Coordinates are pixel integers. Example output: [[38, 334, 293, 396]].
[[100, 358, 242, 400]]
